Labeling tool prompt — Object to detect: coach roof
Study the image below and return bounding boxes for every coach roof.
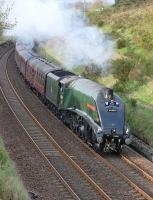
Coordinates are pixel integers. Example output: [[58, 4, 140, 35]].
[[28, 57, 60, 75]]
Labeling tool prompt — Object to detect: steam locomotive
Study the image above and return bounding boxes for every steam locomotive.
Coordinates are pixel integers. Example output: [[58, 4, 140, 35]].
[[15, 42, 131, 153]]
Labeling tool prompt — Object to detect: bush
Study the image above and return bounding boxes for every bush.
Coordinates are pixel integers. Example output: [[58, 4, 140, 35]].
[[112, 58, 134, 83], [143, 58, 153, 76], [113, 81, 126, 93], [129, 98, 137, 107], [82, 64, 102, 81], [97, 20, 104, 27], [117, 38, 126, 49]]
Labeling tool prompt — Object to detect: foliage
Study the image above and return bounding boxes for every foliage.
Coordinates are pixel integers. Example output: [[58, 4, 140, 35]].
[[129, 80, 153, 104], [112, 58, 134, 82], [82, 64, 102, 81], [125, 99, 153, 146], [88, 0, 153, 92], [0, 1, 14, 38], [116, 38, 126, 49], [111, 58, 134, 93], [0, 139, 29, 200], [87, 0, 153, 145]]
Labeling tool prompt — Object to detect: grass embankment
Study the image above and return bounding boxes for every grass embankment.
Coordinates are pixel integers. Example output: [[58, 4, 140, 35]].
[[0, 139, 29, 200], [87, 0, 153, 145]]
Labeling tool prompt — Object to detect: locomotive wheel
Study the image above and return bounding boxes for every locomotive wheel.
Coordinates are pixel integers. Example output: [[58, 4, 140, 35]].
[[60, 112, 66, 124], [69, 114, 77, 133], [116, 145, 122, 154], [93, 143, 104, 154]]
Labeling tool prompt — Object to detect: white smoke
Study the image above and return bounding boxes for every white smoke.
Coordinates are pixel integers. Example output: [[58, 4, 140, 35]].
[[59, 0, 115, 4], [6, 0, 115, 68], [103, 0, 115, 4]]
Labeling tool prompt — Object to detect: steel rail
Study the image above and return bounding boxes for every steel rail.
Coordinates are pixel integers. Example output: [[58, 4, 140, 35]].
[[121, 155, 153, 182], [121, 147, 153, 184], [4, 51, 111, 200]]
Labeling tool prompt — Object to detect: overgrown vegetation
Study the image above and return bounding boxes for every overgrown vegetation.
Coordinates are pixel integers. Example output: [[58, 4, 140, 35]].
[[125, 99, 153, 146], [88, 0, 153, 87], [73, 64, 102, 81], [87, 0, 153, 145], [0, 139, 29, 200]]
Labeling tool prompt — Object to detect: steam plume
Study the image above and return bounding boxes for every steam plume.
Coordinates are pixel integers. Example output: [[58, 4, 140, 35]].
[[6, 0, 115, 68]]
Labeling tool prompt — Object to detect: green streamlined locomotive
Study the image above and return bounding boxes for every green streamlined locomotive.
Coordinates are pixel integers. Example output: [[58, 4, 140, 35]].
[[15, 42, 131, 153]]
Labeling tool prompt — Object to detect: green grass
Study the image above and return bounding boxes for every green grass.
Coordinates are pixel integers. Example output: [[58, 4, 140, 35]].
[[126, 100, 153, 146], [0, 139, 29, 200], [129, 80, 153, 104], [88, 1, 153, 65]]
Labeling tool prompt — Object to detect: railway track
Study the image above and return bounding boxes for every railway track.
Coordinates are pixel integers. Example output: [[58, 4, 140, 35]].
[[0, 44, 80, 200], [1, 42, 153, 199], [123, 145, 153, 178], [0, 43, 108, 200], [103, 151, 153, 198]]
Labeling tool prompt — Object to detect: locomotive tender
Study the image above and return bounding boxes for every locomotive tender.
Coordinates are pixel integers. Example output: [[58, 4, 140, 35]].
[[15, 42, 131, 153]]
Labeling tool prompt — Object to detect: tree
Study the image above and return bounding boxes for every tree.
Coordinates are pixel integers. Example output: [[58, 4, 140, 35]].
[[112, 58, 135, 93], [0, 1, 14, 37]]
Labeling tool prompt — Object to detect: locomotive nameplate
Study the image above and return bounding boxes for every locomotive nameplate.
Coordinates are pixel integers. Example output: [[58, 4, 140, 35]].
[[107, 108, 117, 112]]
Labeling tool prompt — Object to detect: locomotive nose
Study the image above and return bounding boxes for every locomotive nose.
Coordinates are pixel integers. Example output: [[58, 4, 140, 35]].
[[103, 129, 122, 139], [111, 128, 122, 136]]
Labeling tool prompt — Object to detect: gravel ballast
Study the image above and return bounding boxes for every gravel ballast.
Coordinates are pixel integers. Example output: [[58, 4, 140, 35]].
[[0, 89, 73, 200]]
